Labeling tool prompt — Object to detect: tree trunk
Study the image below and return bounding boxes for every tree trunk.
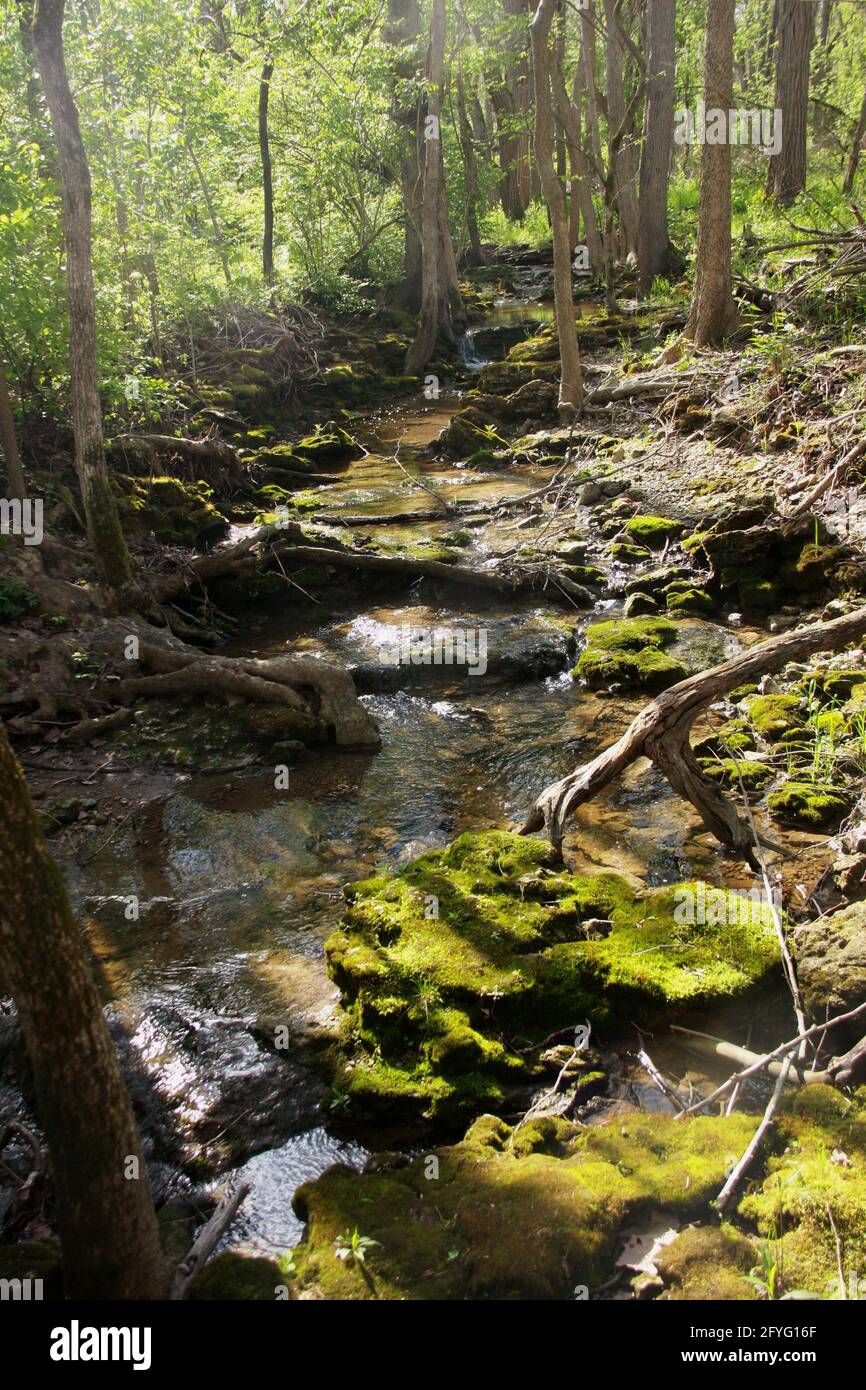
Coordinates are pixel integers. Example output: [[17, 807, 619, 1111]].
[[0, 725, 167, 1299], [766, 0, 815, 206], [32, 0, 132, 592], [386, 0, 424, 310], [637, 0, 676, 294], [603, 0, 639, 258], [843, 85, 866, 195], [684, 0, 737, 347], [259, 60, 275, 285], [186, 137, 232, 284], [531, 0, 582, 416], [550, 47, 604, 271], [456, 72, 485, 265], [0, 351, 26, 499], [404, 0, 452, 374]]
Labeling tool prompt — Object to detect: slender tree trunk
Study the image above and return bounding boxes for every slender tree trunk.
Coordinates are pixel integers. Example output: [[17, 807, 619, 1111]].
[[186, 137, 232, 284], [766, 0, 815, 206], [581, 4, 616, 302], [683, 0, 737, 347], [603, 0, 639, 257], [531, 0, 582, 415], [637, 0, 676, 294], [456, 73, 485, 265], [386, 0, 424, 309], [843, 85, 866, 194], [550, 48, 603, 270], [259, 60, 275, 285], [405, 0, 450, 374], [0, 726, 167, 1299], [0, 352, 26, 499], [32, 0, 132, 591]]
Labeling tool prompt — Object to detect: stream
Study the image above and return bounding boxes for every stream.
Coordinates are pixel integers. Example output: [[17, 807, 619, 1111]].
[[55, 290, 824, 1259]]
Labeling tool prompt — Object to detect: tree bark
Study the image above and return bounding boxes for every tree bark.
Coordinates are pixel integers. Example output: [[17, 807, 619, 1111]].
[[603, 0, 639, 258], [521, 604, 866, 860], [843, 84, 866, 195], [0, 725, 167, 1299], [386, 0, 424, 310], [32, 0, 132, 592], [0, 351, 26, 499], [637, 0, 676, 294], [404, 0, 452, 374], [531, 0, 583, 416], [684, 0, 738, 346], [259, 60, 275, 285], [766, 0, 815, 206], [456, 72, 485, 265]]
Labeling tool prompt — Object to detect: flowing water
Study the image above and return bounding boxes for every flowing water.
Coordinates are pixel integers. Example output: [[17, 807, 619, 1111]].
[[57, 298, 825, 1258]]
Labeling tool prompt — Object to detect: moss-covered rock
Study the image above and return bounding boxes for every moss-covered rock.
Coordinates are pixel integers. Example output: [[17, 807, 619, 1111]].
[[624, 515, 684, 550], [113, 475, 228, 547], [575, 616, 687, 692], [0, 1239, 63, 1299], [655, 1226, 758, 1301], [189, 1251, 287, 1300], [610, 542, 652, 564], [792, 901, 866, 1039], [766, 780, 852, 829], [702, 759, 774, 792], [324, 830, 780, 1125], [739, 1086, 866, 1299], [289, 1107, 758, 1300], [746, 694, 804, 741], [623, 591, 659, 617], [666, 587, 715, 617]]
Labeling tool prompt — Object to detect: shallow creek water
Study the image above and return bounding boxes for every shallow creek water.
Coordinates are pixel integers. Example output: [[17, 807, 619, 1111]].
[[58, 304, 827, 1257]]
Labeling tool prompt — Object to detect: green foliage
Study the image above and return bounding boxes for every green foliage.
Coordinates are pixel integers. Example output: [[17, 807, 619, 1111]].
[[0, 577, 37, 623]]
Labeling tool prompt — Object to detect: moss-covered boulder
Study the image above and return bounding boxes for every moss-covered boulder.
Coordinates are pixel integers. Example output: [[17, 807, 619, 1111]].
[[655, 1226, 758, 1301], [292, 425, 362, 466], [289, 1107, 758, 1300], [666, 587, 715, 617], [746, 693, 804, 741], [792, 901, 866, 1040], [114, 475, 228, 547], [324, 830, 780, 1125], [574, 616, 687, 692], [189, 1251, 287, 1300], [624, 515, 684, 550], [739, 1086, 866, 1299], [766, 780, 852, 829]]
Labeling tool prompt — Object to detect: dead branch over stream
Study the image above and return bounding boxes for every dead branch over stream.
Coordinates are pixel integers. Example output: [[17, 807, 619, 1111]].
[[520, 605, 866, 865]]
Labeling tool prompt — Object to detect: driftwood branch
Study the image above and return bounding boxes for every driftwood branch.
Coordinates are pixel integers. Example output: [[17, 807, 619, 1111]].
[[170, 1182, 251, 1300], [519, 606, 866, 864]]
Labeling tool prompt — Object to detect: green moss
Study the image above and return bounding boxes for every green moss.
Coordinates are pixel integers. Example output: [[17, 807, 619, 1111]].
[[666, 587, 715, 617], [610, 542, 652, 563], [739, 1086, 866, 1298], [738, 579, 778, 611], [114, 474, 228, 546], [189, 1251, 286, 1300], [575, 616, 686, 692], [747, 694, 804, 741], [0, 1239, 63, 1299], [326, 831, 780, 1125], [766, 780, 852, 829], [290, 1107, 758, 1300], [623, 591, 659, 617], [624, 515, 684, 549], [656, 1226, 758, 1301], [702, 758, 774, 791]]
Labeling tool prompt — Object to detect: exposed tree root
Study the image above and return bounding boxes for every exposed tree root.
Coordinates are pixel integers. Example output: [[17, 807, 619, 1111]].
[[519, 606, 866, 865]]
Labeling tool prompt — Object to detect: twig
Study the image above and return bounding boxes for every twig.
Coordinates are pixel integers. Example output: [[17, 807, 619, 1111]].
[[170, 1182, 251, 1300], [714, 1054, 793, 1214]]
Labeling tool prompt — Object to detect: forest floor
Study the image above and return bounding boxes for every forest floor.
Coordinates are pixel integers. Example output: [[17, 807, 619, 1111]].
[[2, 245, 866, 1301]]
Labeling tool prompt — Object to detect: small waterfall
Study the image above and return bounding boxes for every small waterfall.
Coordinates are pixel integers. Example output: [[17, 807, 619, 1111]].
[[457, 329, 488, 372]]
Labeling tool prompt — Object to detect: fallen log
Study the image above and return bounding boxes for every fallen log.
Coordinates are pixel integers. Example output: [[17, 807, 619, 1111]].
[[270, 540, 593, 607], [519, 605, 866, 863]]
